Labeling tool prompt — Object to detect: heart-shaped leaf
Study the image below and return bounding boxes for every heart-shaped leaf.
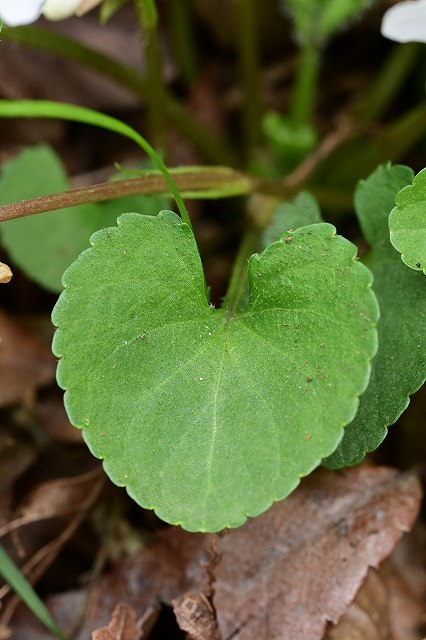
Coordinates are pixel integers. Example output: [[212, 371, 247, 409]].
[[389, 167, 426, 274], [52, 211, 378, 532], [0, 146, 168, 292], [325, 163, 426, 469]]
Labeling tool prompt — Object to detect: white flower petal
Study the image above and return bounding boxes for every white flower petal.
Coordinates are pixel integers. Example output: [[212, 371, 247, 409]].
[[42, 0, 82, 20], [0, 0, 44, 26], [381, 0, 426, 43]]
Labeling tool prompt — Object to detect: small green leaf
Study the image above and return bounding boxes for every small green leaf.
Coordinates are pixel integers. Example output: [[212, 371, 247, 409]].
[[263, 112, 317, 172], [389, 168, 426, 274], [325, 163, 426, 469], [53, 212, 378, 532], [0, 146, 168, 292], [283, 0, 375, 45], [261, 192, 322, 249]]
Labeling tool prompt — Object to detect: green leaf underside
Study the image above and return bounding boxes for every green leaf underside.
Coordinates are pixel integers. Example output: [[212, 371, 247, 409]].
[[389, 167, 426, 274], [52, 212, 378, 532], [325, 163, 426, 469], [0, 146, 168, 292]]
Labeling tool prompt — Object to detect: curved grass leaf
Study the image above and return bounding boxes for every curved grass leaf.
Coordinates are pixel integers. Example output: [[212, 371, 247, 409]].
[[325, 163, 426, 469], [0, 545, 67, 640], [53, 212, 378, 532], [0, 146, 168, 292], [389, 167, 426, 274]]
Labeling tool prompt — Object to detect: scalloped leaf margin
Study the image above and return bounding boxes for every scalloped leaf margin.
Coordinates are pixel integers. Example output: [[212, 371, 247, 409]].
[[389, 166, 426, 274], [52, 211, 378, 532]]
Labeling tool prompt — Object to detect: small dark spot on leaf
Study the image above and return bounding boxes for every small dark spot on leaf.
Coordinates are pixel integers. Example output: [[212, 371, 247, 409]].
[[416, 262, 421, 268], [306, 377, 313, 383], [285, 236, 293, 244]]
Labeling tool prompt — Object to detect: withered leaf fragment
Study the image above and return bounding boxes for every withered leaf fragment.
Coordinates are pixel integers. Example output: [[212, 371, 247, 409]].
[[0, 263, 12, 284], [0, 312, 55, 407], [92, 603, 141, 640]]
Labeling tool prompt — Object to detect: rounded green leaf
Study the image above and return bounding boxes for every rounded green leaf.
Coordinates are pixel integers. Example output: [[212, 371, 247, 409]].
[[52, 212, 378, 532], [325, 163, 426, 469], [389, 167, 426, 274], [0, 146, 168, 292]]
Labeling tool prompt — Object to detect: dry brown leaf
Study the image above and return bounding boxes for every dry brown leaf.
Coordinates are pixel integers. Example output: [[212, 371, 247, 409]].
[[92, 603, 141, 640], [0, 312, 55, 408], [325, 518, 426, 640], [34, 392, 84, 443], [172, 591, 220, 640], [213, 467, 421, 640], [0, 423, 39, 500], [0, 263, 12, 284], [382, 521, 426, 640], [0, 623, 11, 639], [0, 468, 105, 626], [325, 570, 389, 640], [7, 466, 422, 640], [0, 467, 104, 538]]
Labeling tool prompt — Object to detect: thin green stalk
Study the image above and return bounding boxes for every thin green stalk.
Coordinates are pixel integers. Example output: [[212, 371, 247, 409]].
[[1, 26, 236, 165], [0, 100, 191, 228], [222, 228, 259, 315], [234, 0, 262, 154], [0, 545, 67, 639], [290, 43, 321, 127], [134, 0, 167, 148], [168, 0, 198, 86]]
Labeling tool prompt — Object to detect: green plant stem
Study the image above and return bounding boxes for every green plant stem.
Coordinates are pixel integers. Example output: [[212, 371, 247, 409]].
[[134, 0, 167, 148], [234, 0, 262, 154], [0, 167, 252, 221], [222, 227, 259, 315], [0, 545, 67, 640], [0, 162, 354, 222], [358, 43, 421, 122], [1, 26, 236, 165], [0, 100, 192, 228], [168, 0, 198, 86], [290, 43, 321, 127]]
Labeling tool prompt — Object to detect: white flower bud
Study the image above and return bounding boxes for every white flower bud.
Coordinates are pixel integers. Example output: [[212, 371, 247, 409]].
[[0, 0, 103, 26], [42, 0, 82, 20], [0, 0, 45, 26], [381, 0, 426, 43]]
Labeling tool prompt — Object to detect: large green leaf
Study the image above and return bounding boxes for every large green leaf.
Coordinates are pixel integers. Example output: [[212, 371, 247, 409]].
[[0, 146, 168, 292], [52, 211, 377, 531], [389, 168, 426, 274], [325, 163, 426, 469]]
